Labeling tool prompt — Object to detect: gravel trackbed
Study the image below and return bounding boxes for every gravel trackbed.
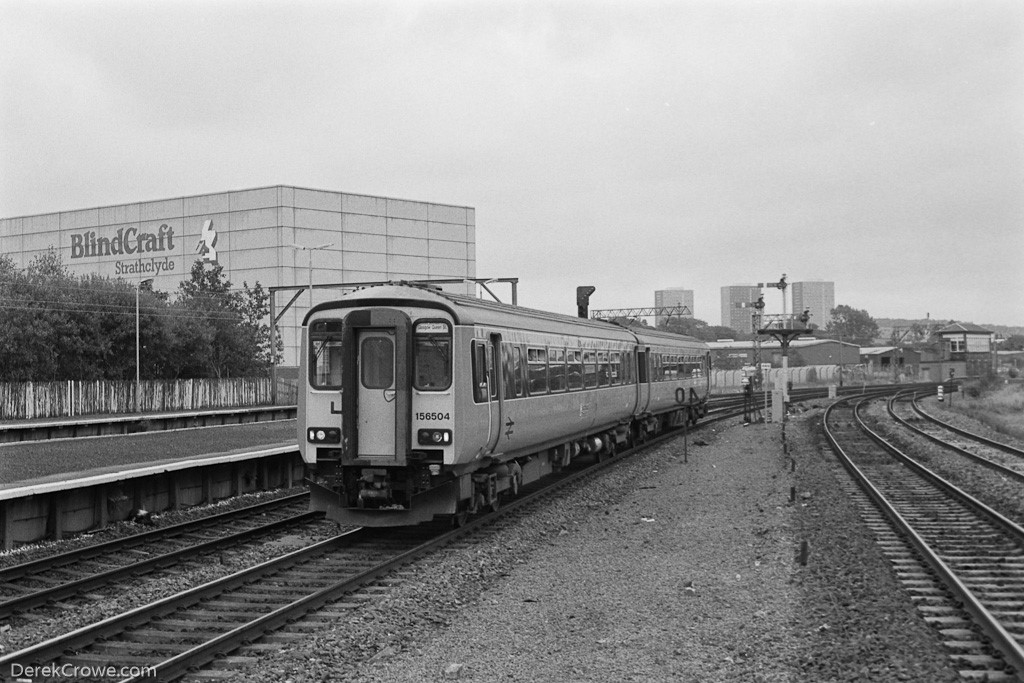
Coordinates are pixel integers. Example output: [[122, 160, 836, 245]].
[[228, 407, 962, 683]]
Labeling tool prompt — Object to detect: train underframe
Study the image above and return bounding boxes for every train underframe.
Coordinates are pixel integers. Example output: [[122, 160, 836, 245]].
[[307, 399, 706, 527]]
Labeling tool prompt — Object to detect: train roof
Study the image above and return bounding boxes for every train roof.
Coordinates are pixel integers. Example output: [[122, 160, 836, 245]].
[[305, 283, 707, 348]]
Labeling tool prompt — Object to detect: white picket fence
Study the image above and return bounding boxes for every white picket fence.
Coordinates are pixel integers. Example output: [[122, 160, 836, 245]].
[[0, 377, 296, 420]]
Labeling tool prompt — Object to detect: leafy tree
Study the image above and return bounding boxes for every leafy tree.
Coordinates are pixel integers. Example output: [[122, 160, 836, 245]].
[[168, 261, 276, 379], [0, 254, 275, 382], [657, 316, 745, 342], [825, 305, 879, 346], [1001, 335, 1024, 351]]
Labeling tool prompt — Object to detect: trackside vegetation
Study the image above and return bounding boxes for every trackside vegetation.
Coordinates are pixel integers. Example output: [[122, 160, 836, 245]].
[[0, 250, 280, 382]]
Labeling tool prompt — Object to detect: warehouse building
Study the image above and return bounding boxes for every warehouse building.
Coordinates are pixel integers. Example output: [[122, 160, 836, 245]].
[[0, 185, 477, 365]]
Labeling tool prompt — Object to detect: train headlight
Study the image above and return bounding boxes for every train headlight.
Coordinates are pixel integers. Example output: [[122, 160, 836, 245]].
[[307, 427, 341, 444], [417, 429, 452, 446]]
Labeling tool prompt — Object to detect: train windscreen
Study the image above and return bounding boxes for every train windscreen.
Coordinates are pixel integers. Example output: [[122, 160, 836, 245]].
[[310, 320, 344, 389], [413, 321, 451, 391]]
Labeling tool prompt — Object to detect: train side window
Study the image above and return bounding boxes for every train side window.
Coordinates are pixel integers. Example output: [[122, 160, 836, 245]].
[[622, 351, 634, 384], [568, 350, 583, 390], [583, 351, 597, 388], [549, 348, 566, 392], [527, 347, 548, 395], [471, 341, 488, 403], [512, 346, 525, 397], [610, 352, 620, 385], [501, 344, 515, 400], [597, 351, 610, 386]]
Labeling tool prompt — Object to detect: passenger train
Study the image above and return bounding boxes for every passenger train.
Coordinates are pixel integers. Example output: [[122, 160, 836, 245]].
[[298, 284, 711, 526]]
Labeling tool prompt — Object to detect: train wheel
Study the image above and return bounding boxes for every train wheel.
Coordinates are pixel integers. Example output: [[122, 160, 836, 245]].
[[489, 494, 501, 514], [452, 502, 470, 528]]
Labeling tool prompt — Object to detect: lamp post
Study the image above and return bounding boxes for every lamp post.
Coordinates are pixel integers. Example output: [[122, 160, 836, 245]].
[[135, 278, 154, 413], [290, 242, 333, 303]]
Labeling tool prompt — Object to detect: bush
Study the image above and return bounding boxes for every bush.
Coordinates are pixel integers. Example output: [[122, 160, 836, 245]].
[[963, 381, 984, 399], [1010, 367, 1020, 379]]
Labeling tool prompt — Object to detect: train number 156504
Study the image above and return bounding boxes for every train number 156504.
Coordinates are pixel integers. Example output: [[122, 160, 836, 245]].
[[415, 412, 450, 421]]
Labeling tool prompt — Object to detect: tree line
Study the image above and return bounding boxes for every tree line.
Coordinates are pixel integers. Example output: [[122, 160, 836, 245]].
[[652, 303, 880, 346], [0, 250, 279, 382]]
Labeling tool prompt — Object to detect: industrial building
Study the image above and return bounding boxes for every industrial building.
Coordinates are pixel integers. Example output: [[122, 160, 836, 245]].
[[0, 185, 477, 365]]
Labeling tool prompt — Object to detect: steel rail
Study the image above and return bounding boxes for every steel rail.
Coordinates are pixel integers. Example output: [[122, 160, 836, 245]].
[[886, 392, 1024, 485], [133, 386, 922, 679], [0, 386, 915, 679], [911, 395, 1024, 458], [0, 529, 369, 671], [0, 510, 321, 618], [0, 492, 309, 582], [823, 396, 1024, 675]]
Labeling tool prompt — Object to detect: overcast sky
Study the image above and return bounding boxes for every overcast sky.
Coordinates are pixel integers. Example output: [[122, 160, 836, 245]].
[[2, 0, 1022, 328]]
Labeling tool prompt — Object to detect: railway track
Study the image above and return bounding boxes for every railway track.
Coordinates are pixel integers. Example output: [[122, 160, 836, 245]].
[[887, 393, 1024, 481], [0, 385, 939, 679], [0, 493, 320, 619], [1, 397, 780, 681], [824, 396, 1024, 681]]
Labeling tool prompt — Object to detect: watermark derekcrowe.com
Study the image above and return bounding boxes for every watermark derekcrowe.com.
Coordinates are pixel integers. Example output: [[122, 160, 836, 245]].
[[9, 662, 157, 681]]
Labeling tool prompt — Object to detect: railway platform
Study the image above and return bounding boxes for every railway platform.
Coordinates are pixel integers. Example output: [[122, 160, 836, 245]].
[[0, 404, 297, 443], [0, 419, 301, 550]]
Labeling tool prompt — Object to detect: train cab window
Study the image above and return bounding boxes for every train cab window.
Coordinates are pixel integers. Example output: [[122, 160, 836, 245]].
[[310, 320, 344, 389], [360, 337, 394, 389], [549, 348, 566, 392], [583, 351, 597, 388], [527, 347, 548, 395], [413, 321, 452, 391], [567, 350, 583, 390]]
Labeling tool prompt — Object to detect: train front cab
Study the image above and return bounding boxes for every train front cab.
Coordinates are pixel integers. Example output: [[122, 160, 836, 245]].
[[301, 306, 461, 526]]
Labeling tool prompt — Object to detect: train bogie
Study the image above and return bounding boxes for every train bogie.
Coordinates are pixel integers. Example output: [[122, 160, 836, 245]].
[[298, 284, 711, 527]]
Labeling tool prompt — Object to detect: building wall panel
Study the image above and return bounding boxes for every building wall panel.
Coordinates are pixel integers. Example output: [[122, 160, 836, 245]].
[[229, 187, 280, 211], [342, 194, 387, 217], [387, 217, 428, 238], [387, 254, 429, 274], [428, 204, 469, 224], [293, 208, 341, 233], [186, 193, 230, 216], [140, 199, 184, 221], [60, 208, 100, 230], [388, 236, 429, 257], [429, 239, 467, 259], [428, 221, 467, 242], [343, 232, 387, 254], [344, 212, 386, 235], [294, 187, 341, 212]]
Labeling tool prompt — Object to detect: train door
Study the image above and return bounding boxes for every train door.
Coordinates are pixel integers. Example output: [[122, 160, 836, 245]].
[[637, 346, 651, 413], [484, 332, 505, 455], [357, 329, 397, 458]]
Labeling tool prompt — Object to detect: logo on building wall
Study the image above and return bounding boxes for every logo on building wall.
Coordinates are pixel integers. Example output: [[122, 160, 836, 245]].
[[70, 224, 177, 276], [196, 219, 219, 263]]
